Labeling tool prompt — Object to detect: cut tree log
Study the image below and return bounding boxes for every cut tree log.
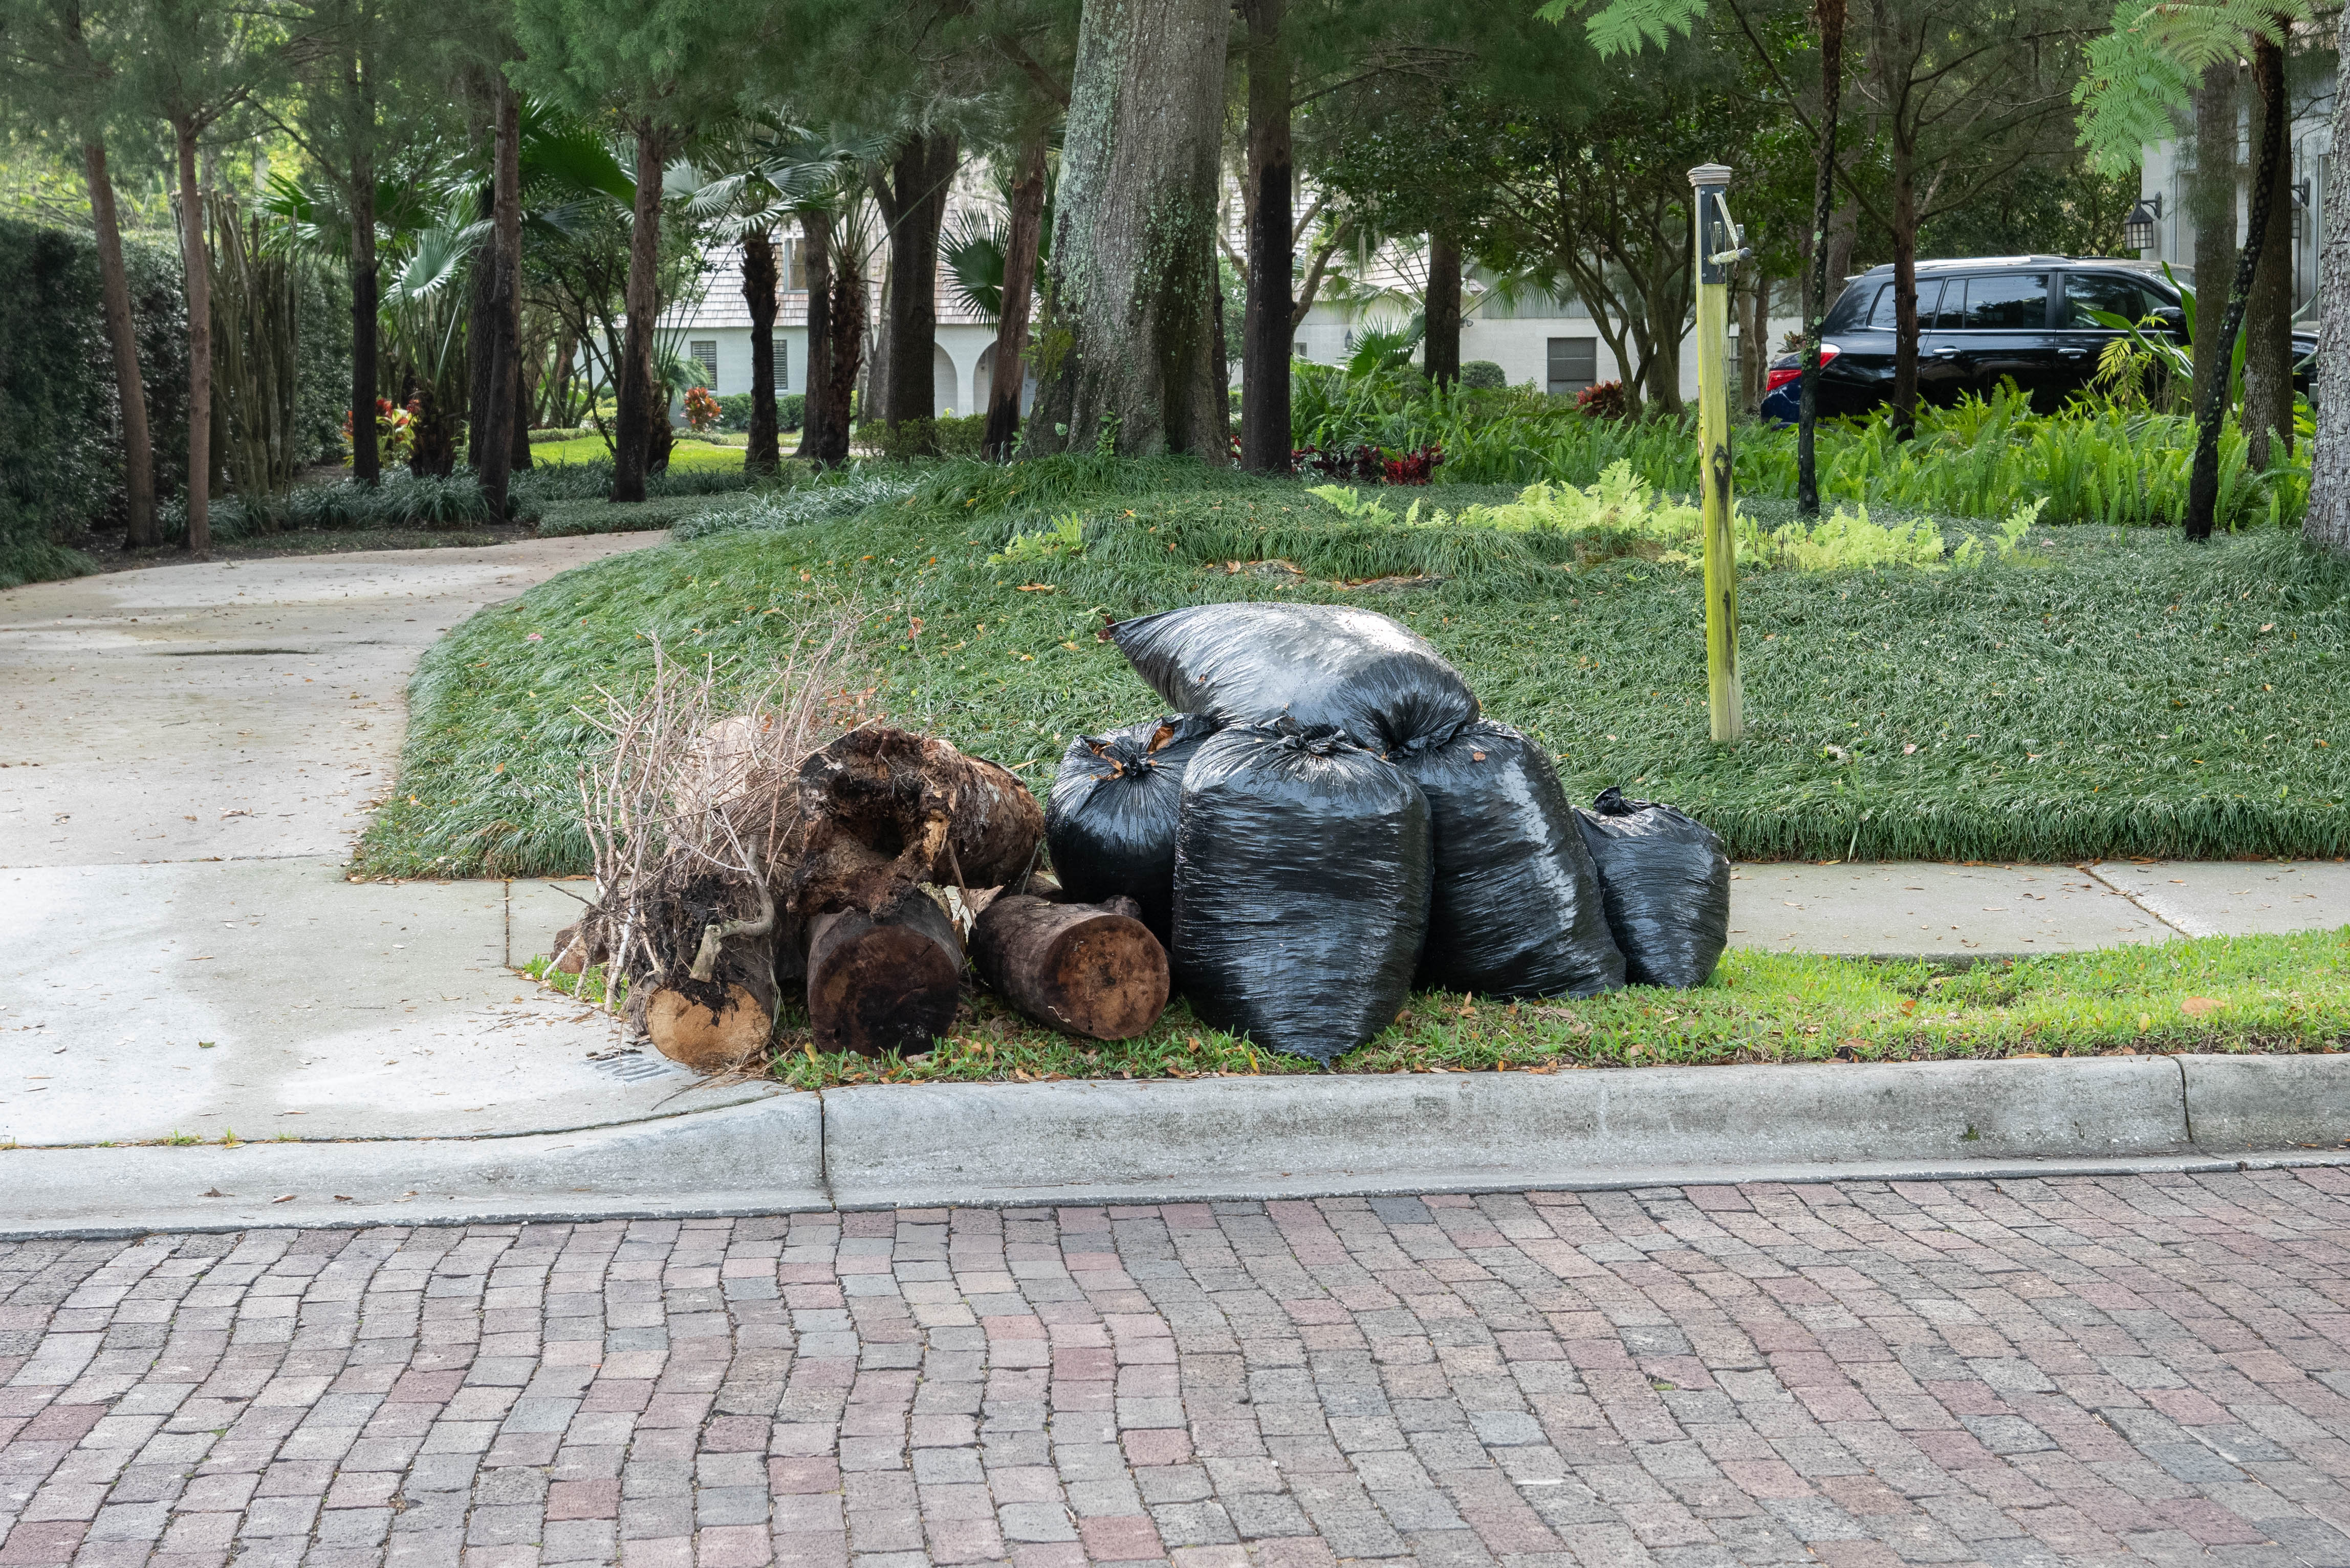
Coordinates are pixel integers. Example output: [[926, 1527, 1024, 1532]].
[[971, 894, 1169, 1041], [645, 981, 773, 1072], [806, 881, 964, 1057], [796, 727, 1044, 916]]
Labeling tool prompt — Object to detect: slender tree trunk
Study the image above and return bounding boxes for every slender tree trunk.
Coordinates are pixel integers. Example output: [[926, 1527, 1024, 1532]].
[[174, 120, 211, 552], [864, 260, 890, 433], [478, 79, 522, 517], [465, 87, 498, 475], [882, 132, 958, 443], [349, 48, 379, 489], [1798, 0, 1844, 514], [1424, 233, 1462, 388], [1239, 0, 1292, 469], [985, 128, 1047, 460], [1029, 0, 1233, 457], [2187, 39, 2285, 542], [1887, 135, 1920, 439], [511, 368, 533, 470], [797, 211, 833, 461], [2243, 34, 2293, 468], [2190, 61, 2240, 419], [2305, 13, 2350, 552], [1742, 268, 1768, 413], [821, 247, 864, 465], [744, 230, 780, 474], [612, 119, 667, 503], [84, 138, 155, 547]]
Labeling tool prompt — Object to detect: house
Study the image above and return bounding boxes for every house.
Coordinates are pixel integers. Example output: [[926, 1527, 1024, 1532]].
[[2130, 71, 2333, 313]]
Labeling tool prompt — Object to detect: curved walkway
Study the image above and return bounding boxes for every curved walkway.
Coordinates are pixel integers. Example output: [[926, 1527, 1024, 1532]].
[[0, 537, 776, 1149]]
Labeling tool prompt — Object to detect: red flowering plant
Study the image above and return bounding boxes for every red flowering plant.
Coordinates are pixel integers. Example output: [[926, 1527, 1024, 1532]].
[[339, 398, 416, 464], [683, 385, 721, 432], [1574, 380, 1629, 420], [1293, 443, 1443, 485]]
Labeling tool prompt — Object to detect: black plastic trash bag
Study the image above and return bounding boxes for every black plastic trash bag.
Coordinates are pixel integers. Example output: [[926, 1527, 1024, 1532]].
[[1573, 786, 1731, 989], [1399, 722, 1624, 998], [1045, 714, 1220, 944], [1111, 602, 1478, 753], [1172, 722, 1432, 1062]]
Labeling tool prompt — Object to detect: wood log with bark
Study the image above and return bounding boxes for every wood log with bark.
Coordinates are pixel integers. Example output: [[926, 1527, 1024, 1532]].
[[806, 882, 965, 1056], [972, 894, 1169, 1041], [793, 727, 1046, 915]]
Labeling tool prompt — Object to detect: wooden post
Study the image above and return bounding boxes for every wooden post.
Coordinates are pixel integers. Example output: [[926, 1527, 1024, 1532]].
[[1689, 164, 1745, 745]]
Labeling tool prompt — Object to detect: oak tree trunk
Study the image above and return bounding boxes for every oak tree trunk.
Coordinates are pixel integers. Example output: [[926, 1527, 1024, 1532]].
[[984, 129, 1047, 460], [796, 211, 832, 461], [743, 230, 780, 474], [1425, 233, 1462, 388], [84, 138, 155, 547], [1239, 0, 1292, 470], [2188, 37, 2286, 542], [1029, 0, 1232, 458], [2305, 12, 2350, 553], [971, 893, 1168, 1040], [1798, 0, 1845, 514], [612, 119, 668, 504], [2243, 38, 2293, 469], [175, 121, 211, 552], [881, 133, 959, 444], [2190, 61, 2240, 419]]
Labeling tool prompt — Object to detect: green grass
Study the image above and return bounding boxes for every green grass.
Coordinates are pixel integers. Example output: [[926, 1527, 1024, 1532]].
[[533, 495, 746, 537], [359, 454, 2350, 880], [521, 930, 2350, 1082], [529, 437, 751, 470]]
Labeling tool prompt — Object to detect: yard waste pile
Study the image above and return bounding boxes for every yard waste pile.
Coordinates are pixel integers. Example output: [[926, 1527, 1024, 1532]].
[[1041, 601, 1724, 1062], [561, 606, 1728, 1075]]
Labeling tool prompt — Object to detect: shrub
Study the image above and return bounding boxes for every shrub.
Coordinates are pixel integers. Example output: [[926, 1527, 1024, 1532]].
[[1459, 360, 1507, 390], [1575, 380, 1629, 419], [872, 416, 988, 460], [715, 391, 806, 432]]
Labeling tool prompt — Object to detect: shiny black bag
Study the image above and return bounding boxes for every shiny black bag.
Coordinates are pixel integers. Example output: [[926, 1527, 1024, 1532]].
[[1044, 714, 1219, 943], [1171, 723, 1432, 1062], [1111, 602, 1478, 753], [1573, 786, 1731, 989], [1399, 722, 1624, 998]]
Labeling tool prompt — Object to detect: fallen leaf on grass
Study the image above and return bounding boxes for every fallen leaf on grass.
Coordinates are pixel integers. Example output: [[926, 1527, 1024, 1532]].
[[2181, 996, 2225, 1018]]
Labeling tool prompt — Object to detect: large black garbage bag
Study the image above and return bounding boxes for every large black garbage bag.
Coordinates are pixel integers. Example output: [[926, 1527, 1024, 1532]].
[[1045, 714, 1220, 944], [1172, 723, 1432, 1062], [1111, 602, 1478, 753], [1573, 786, 1731, 989], [1399, 722, 1624, 999]]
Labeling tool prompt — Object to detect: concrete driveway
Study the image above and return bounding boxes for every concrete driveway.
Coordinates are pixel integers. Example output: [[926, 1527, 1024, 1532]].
[[0, 535, 779, 1148]]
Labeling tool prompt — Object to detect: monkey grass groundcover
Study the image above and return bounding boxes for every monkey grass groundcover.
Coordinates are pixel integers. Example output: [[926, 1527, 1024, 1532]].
[[359, 454, 2349, 881]]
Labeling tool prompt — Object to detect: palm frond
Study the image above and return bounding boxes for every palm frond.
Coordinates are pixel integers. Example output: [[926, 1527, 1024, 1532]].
[[942, 209, 1009, 318], [1538, 0, 1709, 56]]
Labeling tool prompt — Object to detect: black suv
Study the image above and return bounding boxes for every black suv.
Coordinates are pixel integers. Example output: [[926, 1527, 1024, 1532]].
[[1758, 255, 2315, 421]]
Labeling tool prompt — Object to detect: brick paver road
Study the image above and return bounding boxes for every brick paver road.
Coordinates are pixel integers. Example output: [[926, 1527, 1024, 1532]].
[[5, 1173, 2350, 1568]]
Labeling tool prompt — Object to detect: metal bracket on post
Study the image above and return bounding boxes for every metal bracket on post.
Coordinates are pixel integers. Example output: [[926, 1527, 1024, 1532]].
[[1688, 162, 1744, 745]]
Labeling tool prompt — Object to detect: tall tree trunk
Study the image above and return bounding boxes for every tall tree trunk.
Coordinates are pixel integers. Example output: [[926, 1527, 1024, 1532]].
[[821, 246, 864, 465], [985, 128, 1048, 460], [478, 79, 522, 517], [2187, 37, 2285, 542], [175, 120, 211, 552], [797, 211, 833, 461], [743, 229, 780, 474], [1029, 0, 1233, 458], [2190, 61, 2240, 419], [511, 368, 533, 471], [1424, 233, 1462, 388], [2305, 12, 2350, 553], [1239, 0, 1292, 469], [1742, 268, 1768, 413], [1887, 133, 1920, 439], [882, 132, 958, 443], [864, 262, 890, 434], [1798, 0, 1844, 514], [2243, 35, 2293, 468], [349, 47, 379, 489], [84, 137, 155, 547], [612, 119, 667, 504], [465, 88, 498, 477]]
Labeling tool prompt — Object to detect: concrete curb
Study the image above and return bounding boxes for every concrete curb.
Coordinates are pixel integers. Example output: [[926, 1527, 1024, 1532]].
[[3, 1055, 2343, 1237]]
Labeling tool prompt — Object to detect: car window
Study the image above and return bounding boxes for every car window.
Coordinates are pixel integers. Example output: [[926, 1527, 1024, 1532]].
[[2061, 273, 2151, 328], [1820, 282, 1878, 333], [1859, 279, 1943, 330], [1949, 273, 2051, 330]]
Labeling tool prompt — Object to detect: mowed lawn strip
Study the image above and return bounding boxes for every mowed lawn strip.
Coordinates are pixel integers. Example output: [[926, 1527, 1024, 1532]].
[[362, 456, 2350, 880], [517, 929, 2350, 1086]]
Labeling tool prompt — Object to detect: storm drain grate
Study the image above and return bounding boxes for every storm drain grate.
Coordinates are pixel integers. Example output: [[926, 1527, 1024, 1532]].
[[586, 1048, 687, 1084]]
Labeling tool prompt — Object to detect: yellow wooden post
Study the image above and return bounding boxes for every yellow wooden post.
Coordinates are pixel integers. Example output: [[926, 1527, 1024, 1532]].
[[1689, 163, 1744, 744]]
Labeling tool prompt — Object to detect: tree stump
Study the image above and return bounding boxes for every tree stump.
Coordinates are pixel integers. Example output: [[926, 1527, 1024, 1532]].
[[806, 883, 964, 1057], [971, 894, 1169, 1040], [645, 982, 774, 1072], [796, 727, 1043, 914]]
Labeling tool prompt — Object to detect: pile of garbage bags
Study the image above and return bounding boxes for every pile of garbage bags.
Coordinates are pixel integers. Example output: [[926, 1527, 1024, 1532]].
[[1047, 603, 1729, 1063]]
